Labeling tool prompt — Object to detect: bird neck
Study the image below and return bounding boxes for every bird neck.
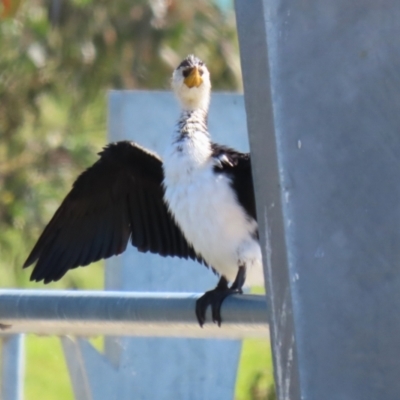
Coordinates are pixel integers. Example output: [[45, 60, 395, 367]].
[[163, 106, 213, 187], [176, 108, 210, 141]]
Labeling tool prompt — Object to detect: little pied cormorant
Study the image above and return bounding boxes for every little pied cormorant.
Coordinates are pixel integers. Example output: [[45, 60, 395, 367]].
[[23, 55, 264, 327]]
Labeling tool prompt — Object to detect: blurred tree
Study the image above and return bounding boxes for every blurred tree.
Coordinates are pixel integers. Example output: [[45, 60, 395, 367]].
[[1, 0, 23, 18], [0, 0, 240, 286]]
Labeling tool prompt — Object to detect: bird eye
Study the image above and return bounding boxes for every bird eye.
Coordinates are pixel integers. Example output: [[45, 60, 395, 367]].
[[182, 69, 190, 78], [198, 68, 204, 76]]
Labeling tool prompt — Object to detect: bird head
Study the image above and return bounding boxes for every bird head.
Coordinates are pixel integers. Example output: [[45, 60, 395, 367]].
[[171, 55, 211, 111]]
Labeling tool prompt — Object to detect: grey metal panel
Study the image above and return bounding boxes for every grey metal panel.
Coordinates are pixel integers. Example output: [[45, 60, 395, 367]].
[[108, 91, 249, 153], [0, 290, 268, 338], [99, 91, 250, 400], [62, 337, 119, 400], [1, 335, 25, 400], [236, 0, 400, 399], [106, 91, 249, 294]]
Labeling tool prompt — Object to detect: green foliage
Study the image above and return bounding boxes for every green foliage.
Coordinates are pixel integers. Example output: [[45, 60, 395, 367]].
[[236, 338, 275, 400], [25, 336, 73, 400], [0, 0, 240, 285]]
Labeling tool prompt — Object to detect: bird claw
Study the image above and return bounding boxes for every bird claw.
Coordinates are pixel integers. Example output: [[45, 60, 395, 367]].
[[195, 287, 242, 327]]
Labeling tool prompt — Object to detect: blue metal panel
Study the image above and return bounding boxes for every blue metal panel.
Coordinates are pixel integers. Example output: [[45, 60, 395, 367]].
[[236, 0, 400, 399], [105, 92, 249, 400]]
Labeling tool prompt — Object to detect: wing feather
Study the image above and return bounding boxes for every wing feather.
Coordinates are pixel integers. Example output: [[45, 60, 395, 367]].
[[211, 143, 257, 222], [24, 141, 202, 282]]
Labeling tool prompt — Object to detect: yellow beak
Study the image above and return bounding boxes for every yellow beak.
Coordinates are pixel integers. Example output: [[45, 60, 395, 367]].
[[184, 67, 203, 88]]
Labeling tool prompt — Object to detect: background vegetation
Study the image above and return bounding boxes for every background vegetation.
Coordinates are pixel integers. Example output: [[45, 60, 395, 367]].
[[0, 0, 274, 398]]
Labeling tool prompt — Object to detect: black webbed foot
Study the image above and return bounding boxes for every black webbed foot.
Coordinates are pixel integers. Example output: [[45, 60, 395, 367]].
[[195, 266, 246, 327], [196, 286, 242, 327]]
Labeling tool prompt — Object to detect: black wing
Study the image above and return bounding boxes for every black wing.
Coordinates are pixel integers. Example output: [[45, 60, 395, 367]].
[[24, 141, 202, 283], [211, 143, 257, 222]]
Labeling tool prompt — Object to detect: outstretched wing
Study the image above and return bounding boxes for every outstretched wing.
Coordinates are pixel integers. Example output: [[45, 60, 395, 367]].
[[211, 143, 257, 222], [24, 141, 202, 283]]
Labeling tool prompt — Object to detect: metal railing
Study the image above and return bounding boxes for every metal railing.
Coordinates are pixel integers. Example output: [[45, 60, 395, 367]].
[[0, 290, 268, 339], [0, 290, 268, 400]]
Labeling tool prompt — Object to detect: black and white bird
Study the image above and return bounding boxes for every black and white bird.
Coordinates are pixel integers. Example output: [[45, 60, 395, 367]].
[[23, 55, 263, 326]]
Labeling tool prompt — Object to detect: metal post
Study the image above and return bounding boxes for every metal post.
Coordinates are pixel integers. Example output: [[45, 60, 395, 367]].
[[236, 0, 400, 399], [1, 335, 25, 400], [235, 2, 299, 398]]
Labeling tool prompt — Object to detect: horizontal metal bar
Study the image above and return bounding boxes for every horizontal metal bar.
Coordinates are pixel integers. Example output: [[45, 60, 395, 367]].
[[0, 290, 268, 339]]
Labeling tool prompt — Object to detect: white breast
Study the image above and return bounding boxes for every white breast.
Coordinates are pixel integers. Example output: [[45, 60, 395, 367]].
[[163, 135, 264, 286]]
